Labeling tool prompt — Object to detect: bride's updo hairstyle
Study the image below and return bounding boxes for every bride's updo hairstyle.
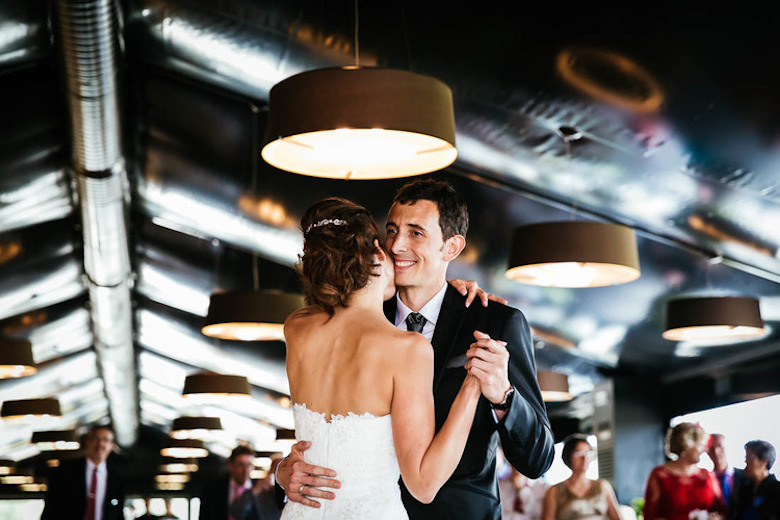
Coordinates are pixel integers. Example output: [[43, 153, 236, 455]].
[[299, 197, 382, 316]]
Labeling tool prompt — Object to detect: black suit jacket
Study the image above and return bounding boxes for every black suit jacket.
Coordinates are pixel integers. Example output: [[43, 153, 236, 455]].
[[40, 457, 125, 520], [198, 475, 231, 520], [387, 285, 555, 520], [200, 476, 273, 520]]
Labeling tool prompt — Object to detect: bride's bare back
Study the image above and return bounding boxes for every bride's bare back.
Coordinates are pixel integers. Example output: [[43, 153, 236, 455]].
[[284, 304, 423, 420]]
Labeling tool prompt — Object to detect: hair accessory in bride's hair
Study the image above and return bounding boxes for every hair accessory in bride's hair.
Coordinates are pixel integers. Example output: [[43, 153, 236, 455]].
[[305, 218, 347, 234]]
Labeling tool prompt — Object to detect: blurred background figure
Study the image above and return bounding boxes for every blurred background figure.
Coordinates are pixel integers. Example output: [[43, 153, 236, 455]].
[[541, 434, 621, 520], [734, 440, 780, 520], [199, 444, 257, 520], [41, 424, 127, 520], [708, 433, 748, 519], [643, 422, 727, 520], [500, 467, 549, 520], [230, 456, 283, 520]]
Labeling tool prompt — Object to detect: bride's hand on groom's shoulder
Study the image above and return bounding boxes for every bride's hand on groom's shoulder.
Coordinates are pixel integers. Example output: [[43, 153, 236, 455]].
[[279, 440, 341, 508], [448, 279, 508, 307]]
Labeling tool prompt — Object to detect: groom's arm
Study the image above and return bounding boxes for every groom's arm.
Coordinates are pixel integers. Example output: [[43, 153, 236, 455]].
[[493, 307, 555, 478]]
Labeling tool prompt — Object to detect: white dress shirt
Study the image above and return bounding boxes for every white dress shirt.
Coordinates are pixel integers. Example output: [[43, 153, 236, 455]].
[[394, 283, 448, 341], [85, 459, 107, 520], [394, 283, 503, 423]]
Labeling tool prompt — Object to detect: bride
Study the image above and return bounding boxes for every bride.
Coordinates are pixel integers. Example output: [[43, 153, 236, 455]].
[[280, 197, 481, 519]]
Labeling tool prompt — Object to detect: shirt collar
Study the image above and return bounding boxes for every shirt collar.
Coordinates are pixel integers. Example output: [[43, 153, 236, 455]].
[[395, 283, 448, 328], [86, 459, 107, 473]]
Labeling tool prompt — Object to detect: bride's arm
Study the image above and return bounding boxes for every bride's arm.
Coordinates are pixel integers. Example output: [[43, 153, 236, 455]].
[[391, 334, 481, 504]]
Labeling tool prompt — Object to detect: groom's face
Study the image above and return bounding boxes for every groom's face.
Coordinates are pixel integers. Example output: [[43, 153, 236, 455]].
[[385, 200, 449, 291]]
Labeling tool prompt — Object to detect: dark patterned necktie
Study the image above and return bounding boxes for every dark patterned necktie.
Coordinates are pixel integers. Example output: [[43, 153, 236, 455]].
[[405, 312, 427, 333]]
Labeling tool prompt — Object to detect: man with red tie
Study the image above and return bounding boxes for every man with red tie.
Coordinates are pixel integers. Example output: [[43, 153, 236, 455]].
[[41, 424, 126, 520]]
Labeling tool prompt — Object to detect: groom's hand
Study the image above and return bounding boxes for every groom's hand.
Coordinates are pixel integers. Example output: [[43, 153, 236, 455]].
[[277, 440, 340, 508], [448, 279, 508, 307], [465, 330, 512, 418]]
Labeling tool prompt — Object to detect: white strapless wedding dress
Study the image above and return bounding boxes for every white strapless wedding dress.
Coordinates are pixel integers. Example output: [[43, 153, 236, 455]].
[[280, 403, 409, 519]]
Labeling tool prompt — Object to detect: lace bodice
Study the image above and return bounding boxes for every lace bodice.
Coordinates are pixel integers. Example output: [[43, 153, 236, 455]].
[[280, 403, 409, 519]]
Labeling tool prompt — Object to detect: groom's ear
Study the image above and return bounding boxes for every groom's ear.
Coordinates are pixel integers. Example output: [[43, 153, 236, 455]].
[[442, 234, 466, 261]]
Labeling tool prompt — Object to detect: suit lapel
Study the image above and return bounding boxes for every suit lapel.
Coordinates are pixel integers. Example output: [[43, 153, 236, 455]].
[[431, 285, 467, 391], [77, 458, 88, 510], [385, 288, 467, 390]]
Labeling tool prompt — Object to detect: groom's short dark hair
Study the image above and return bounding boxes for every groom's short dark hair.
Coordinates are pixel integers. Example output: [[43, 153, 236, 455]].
[[392, 178, 468, 240]]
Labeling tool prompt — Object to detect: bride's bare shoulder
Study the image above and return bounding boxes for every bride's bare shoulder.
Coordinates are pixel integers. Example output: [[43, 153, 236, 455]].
[[284, 306, 326, 335], [382, 328, 432, 360]]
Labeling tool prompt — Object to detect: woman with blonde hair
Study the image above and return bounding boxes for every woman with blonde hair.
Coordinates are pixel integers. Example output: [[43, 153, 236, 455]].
[[541, 434, 621, 520], [643, 422, 727, 520]]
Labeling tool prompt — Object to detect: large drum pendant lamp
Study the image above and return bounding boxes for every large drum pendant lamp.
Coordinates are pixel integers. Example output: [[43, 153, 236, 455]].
[[261, 67, 458, 179], [506, 221, 640, 288], [202, 290, 305, 341], [0, 337, 37, 379], [662, 296, 764, 342]]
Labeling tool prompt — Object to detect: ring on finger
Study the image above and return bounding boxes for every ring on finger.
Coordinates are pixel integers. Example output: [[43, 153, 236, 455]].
[[299, 484, 306, 495]]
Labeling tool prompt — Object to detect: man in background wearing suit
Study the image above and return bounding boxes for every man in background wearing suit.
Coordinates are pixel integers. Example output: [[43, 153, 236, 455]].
[[200, 444, 280, 520], [277, 178, 555, 519], [41, 424, 126, 520]]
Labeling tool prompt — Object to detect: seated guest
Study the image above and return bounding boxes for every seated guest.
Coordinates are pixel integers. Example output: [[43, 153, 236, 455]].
[[643, 422, 727, 520], [735, 440, 780, 520], [541, 434, 621, 520]]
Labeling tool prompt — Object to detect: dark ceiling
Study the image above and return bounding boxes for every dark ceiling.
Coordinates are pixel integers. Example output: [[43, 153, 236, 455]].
[[1, 0, 779, 496]]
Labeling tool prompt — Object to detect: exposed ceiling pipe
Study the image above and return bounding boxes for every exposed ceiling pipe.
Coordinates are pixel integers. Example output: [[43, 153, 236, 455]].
[[54, 0, 138, 446]]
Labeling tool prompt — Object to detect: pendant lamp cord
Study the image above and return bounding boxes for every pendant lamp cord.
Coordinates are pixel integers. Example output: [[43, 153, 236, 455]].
[[354, 0, 360, 66], [250, 103, 260, 291], [564, 135, 579, 221], [399, 0, 413, 71]]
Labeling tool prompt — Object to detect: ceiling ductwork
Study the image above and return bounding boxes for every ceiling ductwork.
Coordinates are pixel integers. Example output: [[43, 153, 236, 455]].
[[55, 0, 138, 446]]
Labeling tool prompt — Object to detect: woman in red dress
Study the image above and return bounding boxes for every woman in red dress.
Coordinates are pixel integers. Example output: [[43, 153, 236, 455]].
[[644, 422, 728, 520]]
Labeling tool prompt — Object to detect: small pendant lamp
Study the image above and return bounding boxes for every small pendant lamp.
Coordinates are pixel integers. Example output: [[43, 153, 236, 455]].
[[181, 372, 251, 404], [537, 370, 573, 402], [170, 416, 223, 440], [662, 296, 764, 342], [0, 460, 15, 475], [158, 460, 199, 473], [202, 290, 305, 341], [160, 439, 209, 459], [0, 337, 37, 379], [261, 67, 458, 179], [506, 221, 640, 288], [1, 398, 61, 421], [31, 429, 80, 451]]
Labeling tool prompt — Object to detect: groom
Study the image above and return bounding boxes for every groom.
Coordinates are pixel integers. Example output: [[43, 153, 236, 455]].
[[276, 178, 555, 518]]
